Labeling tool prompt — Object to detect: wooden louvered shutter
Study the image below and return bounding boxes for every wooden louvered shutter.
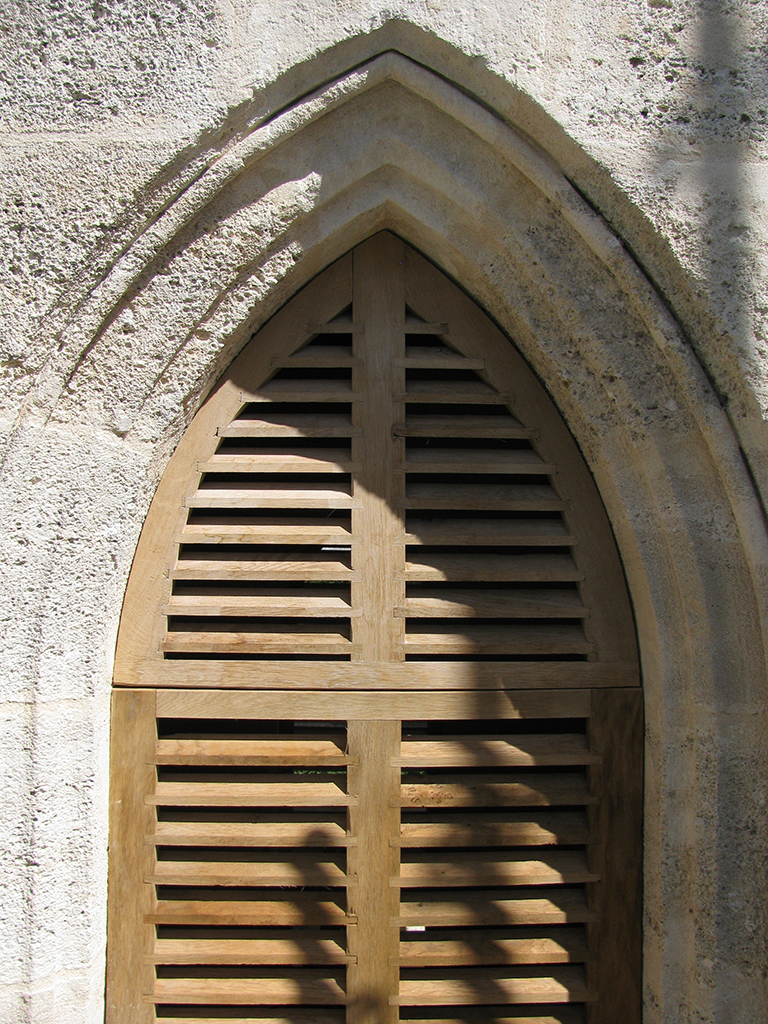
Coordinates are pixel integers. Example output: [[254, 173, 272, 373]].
[[108, 233, 641, 1024]]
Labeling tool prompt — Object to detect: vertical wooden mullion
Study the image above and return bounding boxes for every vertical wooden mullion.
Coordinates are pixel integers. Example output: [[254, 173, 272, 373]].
[[587, 688, 643, 1024], [351, 231, 406, 661], [347, 234, 406, 1020], [347, 721, 401, 1024], [106, 689, 157, 1024]]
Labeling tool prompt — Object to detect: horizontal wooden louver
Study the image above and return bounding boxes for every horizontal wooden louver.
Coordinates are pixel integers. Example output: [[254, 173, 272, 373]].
[[148, 714, 351, 1023], [164, 317, 360, 662], [397, 318, 589, 665], [396, 720, 596, 1022]]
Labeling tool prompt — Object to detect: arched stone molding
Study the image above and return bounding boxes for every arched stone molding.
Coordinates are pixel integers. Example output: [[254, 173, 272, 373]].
[[6, 43, 767, 1024]]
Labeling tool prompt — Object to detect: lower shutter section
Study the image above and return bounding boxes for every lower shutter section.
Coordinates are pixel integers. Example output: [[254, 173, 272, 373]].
[[107, 690, 641, 1024], [396, 720, 595, 1023]]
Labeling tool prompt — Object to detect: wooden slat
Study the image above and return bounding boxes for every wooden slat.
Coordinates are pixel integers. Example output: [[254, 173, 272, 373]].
[[150, 853, 347, 887], [155, 1014, 344, 1024], [396, 965, 591, 1005], [151, 934, 353, 965], [186, 484, 357, 509], [401, 553, 583, 582], [150, 972, 346, 1005], [155, 735, 350, 766], [308, 319, 355, 333], [220, 413, 361, 437], [149, 778, 352, 807], [162, 632, 356, 655], [402, 517, 574, 545], [150, 819, 352, 847], [164, 593, 355, 618], [127, 661, 639, 689], [396, 413, 532, 438], [398, 926, 588, 965], [244, 380, 358, 402], [397, 851, 597, 888], [404, 318, 450, 333], [198, 450, 358, 474], [148, 896, 349, 927], [177, 518, 354, 545], [399, 588, 586, 619], [156, 689, 594, 720], [404, 449, 554, 474], [396, 347, 484, 369], [398, 773, 594, 808], [397, 734, 596, 768], [398, 889, 592, 927], [402, 624, 591, 656], [399, 1014, 585, 1024], [273, 346, 356, 366], [404, 482, 567, 511], [398, 381, 510, 403], [171, 556, 356, 581], [397, 811, 590, 847]]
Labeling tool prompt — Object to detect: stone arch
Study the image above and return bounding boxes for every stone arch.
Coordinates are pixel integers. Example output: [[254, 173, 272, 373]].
[[13, 41, 768, 1023]]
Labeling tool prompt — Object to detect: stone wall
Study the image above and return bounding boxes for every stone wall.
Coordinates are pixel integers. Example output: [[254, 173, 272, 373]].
[[1, 3, 767, 1022]]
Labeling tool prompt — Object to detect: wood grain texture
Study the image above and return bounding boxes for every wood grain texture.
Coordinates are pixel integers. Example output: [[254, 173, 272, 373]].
[[347, 720, 401, 1024], [587, 688, 643, 1024], [105, 689, 156, 1024]]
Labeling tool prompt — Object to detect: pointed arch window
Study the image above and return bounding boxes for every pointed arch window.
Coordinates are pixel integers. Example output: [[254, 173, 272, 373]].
[[107, 233, 642, 1024]]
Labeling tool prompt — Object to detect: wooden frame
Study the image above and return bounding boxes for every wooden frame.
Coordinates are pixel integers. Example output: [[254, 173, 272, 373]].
[[107, 233, 642, 1024]]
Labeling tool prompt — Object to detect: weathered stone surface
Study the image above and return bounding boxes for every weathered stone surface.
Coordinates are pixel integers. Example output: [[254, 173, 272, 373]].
[[1, 3, 767, 1022]]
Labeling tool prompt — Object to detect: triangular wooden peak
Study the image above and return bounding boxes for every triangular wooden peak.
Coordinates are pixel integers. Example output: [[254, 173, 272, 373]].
[[114, 233, 638, 694]]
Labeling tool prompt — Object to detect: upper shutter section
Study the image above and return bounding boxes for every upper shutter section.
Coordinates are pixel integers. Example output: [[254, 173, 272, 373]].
[[114, 233, 637, 690]]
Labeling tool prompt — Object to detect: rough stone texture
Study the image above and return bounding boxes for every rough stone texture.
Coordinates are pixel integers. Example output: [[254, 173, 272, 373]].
[[1, 3, 767, 1022]]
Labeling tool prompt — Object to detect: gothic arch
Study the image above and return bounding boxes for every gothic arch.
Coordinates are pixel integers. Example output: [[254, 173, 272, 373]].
[[20, 44, 767, 1021]]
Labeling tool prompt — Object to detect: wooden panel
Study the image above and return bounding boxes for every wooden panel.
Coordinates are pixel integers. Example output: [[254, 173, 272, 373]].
[[150, 852, 347, 887], [400, 552, 583, 582], [397, 733, 598, 768], [397, 812, 591, 848], [397, 851, 597, 888], [155, 1014, 344, 1024], [396, 413, 533, 437], [184, 484, 357, 509], [399, 588, 586, 619], [244, 379, 358, 402], [398, 773, 595, 808], [397, 927, 589, 965], [403, 449, 554, 474], [397, 890, 593, 927], [105, 690, 156, 1024], [220, 412, 361, 437], [156, 688, 593, 720], [151, 933, 353, 965], [198, 449, 359, 473], [403, 482, 567, 511], [149, 777, 353, 806], [155, 734, 351, 766], [176, 517, 355, 545], [122, 660, 639, 689], [150, 972, 347, 1004], [401, 518, 575, 545], [148, 896, 349, 927], [149, 819, 352, 847], [396, 966, 591, 1005], [398, 381, 511, 403]]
